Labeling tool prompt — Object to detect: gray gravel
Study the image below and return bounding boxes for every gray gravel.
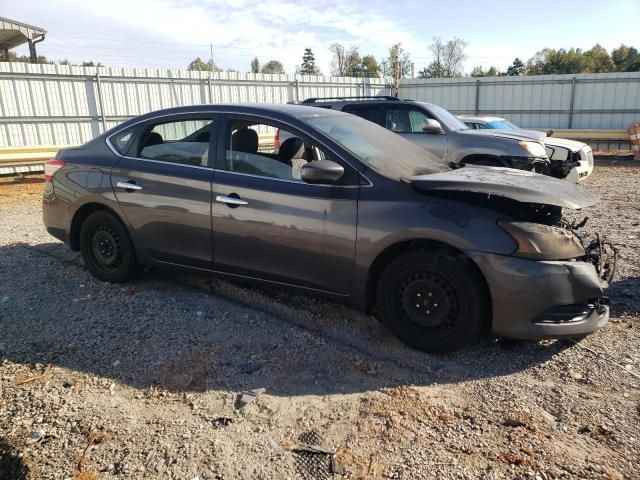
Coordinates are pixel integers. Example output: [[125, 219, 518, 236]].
[[1, 164, 639, 480]]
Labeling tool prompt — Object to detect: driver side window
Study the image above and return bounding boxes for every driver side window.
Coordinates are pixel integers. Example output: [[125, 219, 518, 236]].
[[385, 109, 432, 133], [223, 120, 328, 182]]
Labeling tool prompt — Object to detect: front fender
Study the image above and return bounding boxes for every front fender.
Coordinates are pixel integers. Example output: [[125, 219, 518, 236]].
[[353, 190, 517, 290]]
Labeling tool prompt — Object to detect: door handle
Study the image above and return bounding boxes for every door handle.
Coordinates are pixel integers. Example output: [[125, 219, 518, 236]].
[[216, 194, 248, 206], [116, 181, 143, 191]]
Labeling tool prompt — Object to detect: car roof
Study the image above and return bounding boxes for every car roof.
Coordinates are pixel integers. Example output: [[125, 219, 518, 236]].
[[114, 103, 344, 129], [300, 97, 437, 108]]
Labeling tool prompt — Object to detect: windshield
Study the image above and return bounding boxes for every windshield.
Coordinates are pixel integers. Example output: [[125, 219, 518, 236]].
[[419, 103, 469, 131], [487, 119, 519, 130], [305, 114, 444, 180]]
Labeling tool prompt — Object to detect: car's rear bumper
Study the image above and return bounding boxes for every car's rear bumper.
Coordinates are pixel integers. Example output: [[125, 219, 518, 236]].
[[467, 251, 608, 339], [43, 181, 70, 243]]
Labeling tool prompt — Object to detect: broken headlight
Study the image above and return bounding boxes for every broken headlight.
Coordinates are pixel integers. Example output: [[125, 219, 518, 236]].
[[518, 141, 547, 158], [498, 221, 585, 260]]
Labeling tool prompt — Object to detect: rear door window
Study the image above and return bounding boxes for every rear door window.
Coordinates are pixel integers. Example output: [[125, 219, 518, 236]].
[[341, 105, 382, 126], [137, 119, 213, 167]]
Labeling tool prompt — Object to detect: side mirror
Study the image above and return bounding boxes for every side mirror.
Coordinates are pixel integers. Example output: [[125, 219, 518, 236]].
[[422, 119, 444, 134], [301, 160, 344, 184], [546, 129, 554, 137]]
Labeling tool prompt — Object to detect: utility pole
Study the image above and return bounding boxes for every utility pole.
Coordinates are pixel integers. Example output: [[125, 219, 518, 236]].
[[209, 43, 214, 103], [392, 60, 400, 97]]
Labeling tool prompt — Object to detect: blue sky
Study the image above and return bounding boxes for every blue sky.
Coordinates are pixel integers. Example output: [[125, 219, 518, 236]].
[[6, 0, 640, 74]]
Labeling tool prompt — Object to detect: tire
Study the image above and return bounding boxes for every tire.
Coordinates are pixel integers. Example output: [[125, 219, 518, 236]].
[[79, 210, 137, 282], [376, 250, 487, 353]]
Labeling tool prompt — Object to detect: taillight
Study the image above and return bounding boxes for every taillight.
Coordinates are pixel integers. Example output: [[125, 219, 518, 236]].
[[44, 160, 65, 182], [274, 129, 280, 149]]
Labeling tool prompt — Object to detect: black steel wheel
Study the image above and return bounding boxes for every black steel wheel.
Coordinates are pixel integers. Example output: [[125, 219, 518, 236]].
[[80, 210, 136, 282], [377, 250, 488, 353]]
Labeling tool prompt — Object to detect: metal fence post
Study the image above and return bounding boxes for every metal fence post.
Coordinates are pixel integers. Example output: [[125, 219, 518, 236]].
[[95, 70, 107, 133], [475, 79, 480, 115], [568, 76, 577, 129]]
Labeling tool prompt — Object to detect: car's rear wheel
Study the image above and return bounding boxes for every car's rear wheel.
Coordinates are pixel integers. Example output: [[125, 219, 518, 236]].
[[376, 250, 487, 353], [79, 210, 136, 282]]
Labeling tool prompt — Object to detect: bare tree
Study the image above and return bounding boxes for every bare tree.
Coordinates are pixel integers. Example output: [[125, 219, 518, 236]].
[[419, 37, 468, 78], [330, 43, 367, 76], [381, 43, 412, 95], [329, 43, 347, 76]]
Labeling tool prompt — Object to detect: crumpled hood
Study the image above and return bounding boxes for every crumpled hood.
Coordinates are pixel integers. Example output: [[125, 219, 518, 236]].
[[409, 165, 599, 209], [462, 128, 543, 143], [544, 137, 589, 151]]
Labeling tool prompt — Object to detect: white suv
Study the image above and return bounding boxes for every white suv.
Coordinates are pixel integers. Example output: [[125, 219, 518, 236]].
[[459, 116, 594, 183]]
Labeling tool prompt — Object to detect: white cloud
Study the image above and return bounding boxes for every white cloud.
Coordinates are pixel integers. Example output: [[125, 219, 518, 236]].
[[15, 0, 430, 73]]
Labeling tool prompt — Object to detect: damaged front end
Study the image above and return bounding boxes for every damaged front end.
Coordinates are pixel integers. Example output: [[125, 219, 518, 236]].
[[571, 225, 618, 284], [409, 165, 613, 338]]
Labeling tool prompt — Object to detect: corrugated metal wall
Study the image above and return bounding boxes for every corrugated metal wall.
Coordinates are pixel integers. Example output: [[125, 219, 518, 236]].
[[0, 62, 388, 146], [2, 63, 639, 147], [400, 72, 640, 130]]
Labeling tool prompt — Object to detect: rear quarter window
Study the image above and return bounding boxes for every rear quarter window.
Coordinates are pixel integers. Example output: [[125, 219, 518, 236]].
[[110, 129, 138, 155]]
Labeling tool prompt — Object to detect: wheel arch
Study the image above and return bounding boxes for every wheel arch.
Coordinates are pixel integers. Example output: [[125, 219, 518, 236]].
[[460, 154, 505, 166], [365, 238, 492, 325], [69, 202, 126, 251]]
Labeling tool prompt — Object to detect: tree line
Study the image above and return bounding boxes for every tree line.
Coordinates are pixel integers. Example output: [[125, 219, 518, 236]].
[[6, 39, 639, 79]]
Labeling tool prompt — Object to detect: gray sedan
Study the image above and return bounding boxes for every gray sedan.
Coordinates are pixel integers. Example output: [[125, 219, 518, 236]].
[[43, 104, 610, 352]]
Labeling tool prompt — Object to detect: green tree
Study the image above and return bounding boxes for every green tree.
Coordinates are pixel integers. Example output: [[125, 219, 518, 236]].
[[418, 37, 467, 78], [360, 55, 380, 77], [470, 65, 501, 77], [526, 48, 586, 74], [261, 60, 285, 74], [250, 57, 260, 74], [506, 58, 525, 76], [4, 51, 50, 64], [611, 44, 640, 72], [583, 44, 614, 73], [187, 57, 222, 72], [299, 48, 321, 75]]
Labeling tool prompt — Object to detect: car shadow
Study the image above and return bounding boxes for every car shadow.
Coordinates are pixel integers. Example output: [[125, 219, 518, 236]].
[[1, 241, 576, 396], [608, 276, 640, 316]]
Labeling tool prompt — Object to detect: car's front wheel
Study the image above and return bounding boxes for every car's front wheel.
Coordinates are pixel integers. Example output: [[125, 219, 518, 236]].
[[376, 250, 488, 353], [79, 210, 137, 282]]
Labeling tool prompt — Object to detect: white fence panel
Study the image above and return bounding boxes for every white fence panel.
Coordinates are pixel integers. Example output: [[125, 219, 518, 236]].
[[400, 72, 640, 130], [0, 62, 388, 146]]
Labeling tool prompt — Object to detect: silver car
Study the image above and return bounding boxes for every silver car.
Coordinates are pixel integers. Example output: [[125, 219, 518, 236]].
[[296, 97, 551, 174]]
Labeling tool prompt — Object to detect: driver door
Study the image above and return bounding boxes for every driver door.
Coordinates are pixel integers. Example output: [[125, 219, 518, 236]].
[[382, 105, 448, 159], [210, 115, 360, 294]]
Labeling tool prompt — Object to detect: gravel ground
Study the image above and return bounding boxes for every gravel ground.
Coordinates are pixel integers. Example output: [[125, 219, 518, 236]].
[[0, 163, 639, 480]]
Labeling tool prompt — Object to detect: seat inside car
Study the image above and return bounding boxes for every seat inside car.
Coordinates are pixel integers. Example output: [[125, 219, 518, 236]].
[[231, 128, 259, 154], [142, 131, 163, 149], [278, 137, 308, 178]]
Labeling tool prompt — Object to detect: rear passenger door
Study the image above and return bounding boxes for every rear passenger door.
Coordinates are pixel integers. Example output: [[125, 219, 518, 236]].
[[110, 113, 215, 269]]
